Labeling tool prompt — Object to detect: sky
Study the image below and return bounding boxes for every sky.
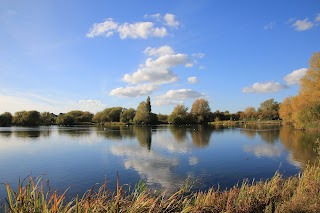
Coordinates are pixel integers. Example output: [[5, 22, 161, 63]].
[[0, 0, 319, 115]]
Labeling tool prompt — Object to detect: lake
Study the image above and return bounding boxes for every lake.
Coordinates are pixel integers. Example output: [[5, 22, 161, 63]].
[[0, 124, 319, 200]]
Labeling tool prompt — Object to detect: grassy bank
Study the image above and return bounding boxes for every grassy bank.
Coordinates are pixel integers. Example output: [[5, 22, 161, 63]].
[[2, 161, 320, 213]]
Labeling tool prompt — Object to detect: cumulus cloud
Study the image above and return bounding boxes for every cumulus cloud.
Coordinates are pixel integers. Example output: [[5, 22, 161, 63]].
[[164, 13, 180, 27], [284, 68, 308, 85], [87, 13, 180, 39], [188, 77, 198, 84], [86, 18, 118, 38], [292, 18, 314, 31], [109, 84, 159, 97], [145, 13, 180, 28], [109, 46, 204, 98], [123, 52, 189, 84], [143, 46, 174, 57], [242, 82, 287, 93], [117, 22, 167, 39], [87, 19, 167, 39], [154, 89, 203, 105]]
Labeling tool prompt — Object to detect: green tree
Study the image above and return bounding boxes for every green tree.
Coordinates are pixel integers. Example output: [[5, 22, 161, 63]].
[[133, 97, 157, 125], [12, 110, 40, 126], [146, 96, 151, 113], [0, 112, 12, 126], [258, 98, 279, 120], [168, 104, 190, 124], [191, 98, 211, 124], [133, 102, 150, 125], [40, 112, 53, 126], [56, 114, 75, 126], [157, 113, 168, 124], [120, 108, 136, 123]]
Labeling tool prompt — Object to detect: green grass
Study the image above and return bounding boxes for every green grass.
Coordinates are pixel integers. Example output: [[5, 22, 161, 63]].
[[1, 160, 320, 213]]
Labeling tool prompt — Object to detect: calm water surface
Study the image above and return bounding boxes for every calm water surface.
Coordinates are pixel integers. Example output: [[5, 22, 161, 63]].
[[0, 124, 319, 199]]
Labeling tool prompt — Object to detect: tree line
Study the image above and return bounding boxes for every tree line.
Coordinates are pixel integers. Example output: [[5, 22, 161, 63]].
[[0, 95, 284, 127]]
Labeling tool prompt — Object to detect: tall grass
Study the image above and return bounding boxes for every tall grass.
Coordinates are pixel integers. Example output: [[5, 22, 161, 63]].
[[1, 161, 320, 213]]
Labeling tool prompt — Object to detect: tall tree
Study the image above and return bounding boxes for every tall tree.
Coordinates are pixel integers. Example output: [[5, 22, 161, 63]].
[[146, 96, 151, 113], [0, 112, 12, 126], [191, 98, 211, 124], [133, 102, 150, 125], [295, 52, 320, 128]]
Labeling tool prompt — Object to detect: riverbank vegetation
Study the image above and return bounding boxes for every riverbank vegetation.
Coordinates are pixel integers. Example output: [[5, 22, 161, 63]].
[[0, 97, 282, 127], [2, 158, 320, 212]]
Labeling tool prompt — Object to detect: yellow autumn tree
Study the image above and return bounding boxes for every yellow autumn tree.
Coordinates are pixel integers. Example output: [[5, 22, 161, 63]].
[[284, 52, 320, 128], [279, 97, 294, 124]]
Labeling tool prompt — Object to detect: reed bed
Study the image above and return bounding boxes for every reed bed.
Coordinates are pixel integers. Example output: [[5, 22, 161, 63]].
[[1, 162, 320, 213]]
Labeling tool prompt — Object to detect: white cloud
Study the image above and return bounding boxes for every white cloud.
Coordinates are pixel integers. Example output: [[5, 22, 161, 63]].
[[188, 77, 198, 84], [292, 18, 314, 31], [143, 46, 174, 57], [118, 22, 167, 39], [316, 14, 320, 22], [87, 19, 167, 39], [284, 68, 308, 85], [144, 13, 161, 20], [123, 53, 188, 84], [109, 84, 159, 97], [264, 22, 274, 30], [164, 13, 180, 27], [154, 89, 203, 105], [242, 82, 287, 93], [86, 18, 118, 38]]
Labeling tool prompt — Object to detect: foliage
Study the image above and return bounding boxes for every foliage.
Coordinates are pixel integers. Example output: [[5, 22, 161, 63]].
[[40, 112, 55, 126], [3, 161, 320, 212], [258, 98, 280, 120], [279, 97, 294, 124], [93, 107, 122, 123], [12, 110, 40, 126], [133, 97, 157, 125], [0, 112, 12, 127], [191, 98, 211, 124], [280, 52, 320, 129], [56, 110, 93, 126], [168, 104, 193, 124], [157, 113, 168, 124], [56, 114, 75, 126], [120, 108, 136, 123]]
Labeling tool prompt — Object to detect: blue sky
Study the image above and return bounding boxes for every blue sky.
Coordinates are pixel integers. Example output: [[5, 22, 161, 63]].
[[0, 0, 319, 114]]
